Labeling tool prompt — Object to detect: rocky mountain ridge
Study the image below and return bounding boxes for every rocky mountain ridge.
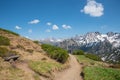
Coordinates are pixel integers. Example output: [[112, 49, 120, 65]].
[[58, 32, 120, 63]]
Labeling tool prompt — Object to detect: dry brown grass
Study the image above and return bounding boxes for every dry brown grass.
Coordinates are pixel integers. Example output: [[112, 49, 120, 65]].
[[0, 29, 69, 80]]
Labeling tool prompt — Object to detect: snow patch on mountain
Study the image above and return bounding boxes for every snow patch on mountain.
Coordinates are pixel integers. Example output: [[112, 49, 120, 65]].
[[73, 32, 120, 48]]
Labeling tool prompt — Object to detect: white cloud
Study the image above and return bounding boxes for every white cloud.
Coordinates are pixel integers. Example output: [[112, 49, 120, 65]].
[[52, 25, 59, 30], [62, 24, 71, 29], [28, 19, 40, 24], [28, 29, 32, 33], [46, 29, 51, 32], [46, 22, 52, 26], [81, 0, 104, 17], [15, 26, 22, 30]]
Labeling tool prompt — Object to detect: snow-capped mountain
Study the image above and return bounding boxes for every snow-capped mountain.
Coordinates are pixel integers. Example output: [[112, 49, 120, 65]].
[[58, 32, 120, 63], [72, 32, 120, 47]]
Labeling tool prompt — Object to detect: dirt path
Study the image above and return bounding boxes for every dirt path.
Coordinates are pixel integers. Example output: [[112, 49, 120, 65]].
[[54, 54, 83, 80]]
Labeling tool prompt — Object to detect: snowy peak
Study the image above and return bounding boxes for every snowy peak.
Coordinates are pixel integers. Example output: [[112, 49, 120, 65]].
[[84, 32, 102, 43], [73, 32, 120, 47]]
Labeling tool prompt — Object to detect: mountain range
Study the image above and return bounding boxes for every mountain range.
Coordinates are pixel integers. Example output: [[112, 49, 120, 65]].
[[41, 32, 120, 63]]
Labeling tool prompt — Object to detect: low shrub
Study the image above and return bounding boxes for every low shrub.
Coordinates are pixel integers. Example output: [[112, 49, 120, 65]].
[[0, 36, 10, 46], [73, 50, 84, 55], [85, 53, 101, 61], [41, 44, 69, 63], [33, 41, 39, 44]]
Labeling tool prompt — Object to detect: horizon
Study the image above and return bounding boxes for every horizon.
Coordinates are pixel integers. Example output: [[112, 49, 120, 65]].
[[0, 0, 120, 40]]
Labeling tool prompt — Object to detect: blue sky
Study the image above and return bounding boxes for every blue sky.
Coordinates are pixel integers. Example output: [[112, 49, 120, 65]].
[[0, 0, 120, 40]]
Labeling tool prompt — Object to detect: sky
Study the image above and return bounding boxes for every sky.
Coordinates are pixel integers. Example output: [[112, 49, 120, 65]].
[[0, 0, 120, 40]]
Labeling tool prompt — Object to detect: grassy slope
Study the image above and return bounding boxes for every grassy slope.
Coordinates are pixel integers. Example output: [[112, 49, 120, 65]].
[[0, 28, 67, 80], [29, 60, 62, 77], [75, 55, 120, 80], [76, 55, 105, 66], [84, 66, 120, 80]]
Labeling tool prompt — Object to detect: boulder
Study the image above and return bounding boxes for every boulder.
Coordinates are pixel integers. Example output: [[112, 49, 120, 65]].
[[4, 55, 19, 61]]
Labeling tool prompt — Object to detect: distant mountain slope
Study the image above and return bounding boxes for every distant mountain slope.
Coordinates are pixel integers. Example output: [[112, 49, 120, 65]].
[[58, 32, 120, 63]]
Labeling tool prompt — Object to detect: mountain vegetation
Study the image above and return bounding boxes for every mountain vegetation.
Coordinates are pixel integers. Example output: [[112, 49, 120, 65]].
[[41, 44, 69, 63], [0, 36, 10, 46], [75, 55, 120, 80], [84, 53, 101, 61], [73, 50, 101, 61], [73, 50, 84, 55]]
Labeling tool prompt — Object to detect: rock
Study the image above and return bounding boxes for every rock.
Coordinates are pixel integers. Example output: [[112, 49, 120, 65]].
[[4, 55, 19, 61]]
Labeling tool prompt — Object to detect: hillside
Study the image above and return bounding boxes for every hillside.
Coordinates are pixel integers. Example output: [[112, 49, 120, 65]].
[[0, 28, 69, 80]]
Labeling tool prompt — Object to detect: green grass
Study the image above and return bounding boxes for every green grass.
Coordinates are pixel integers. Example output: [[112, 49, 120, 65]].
[[29, 61, 62, 76], [84, 66, 120, 80], [0, 36, 10, 46], [0, 47, 9, 57], [75, 55, 96, 65], [75, 55, 120, 80], [84, 53, 101, 61]]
